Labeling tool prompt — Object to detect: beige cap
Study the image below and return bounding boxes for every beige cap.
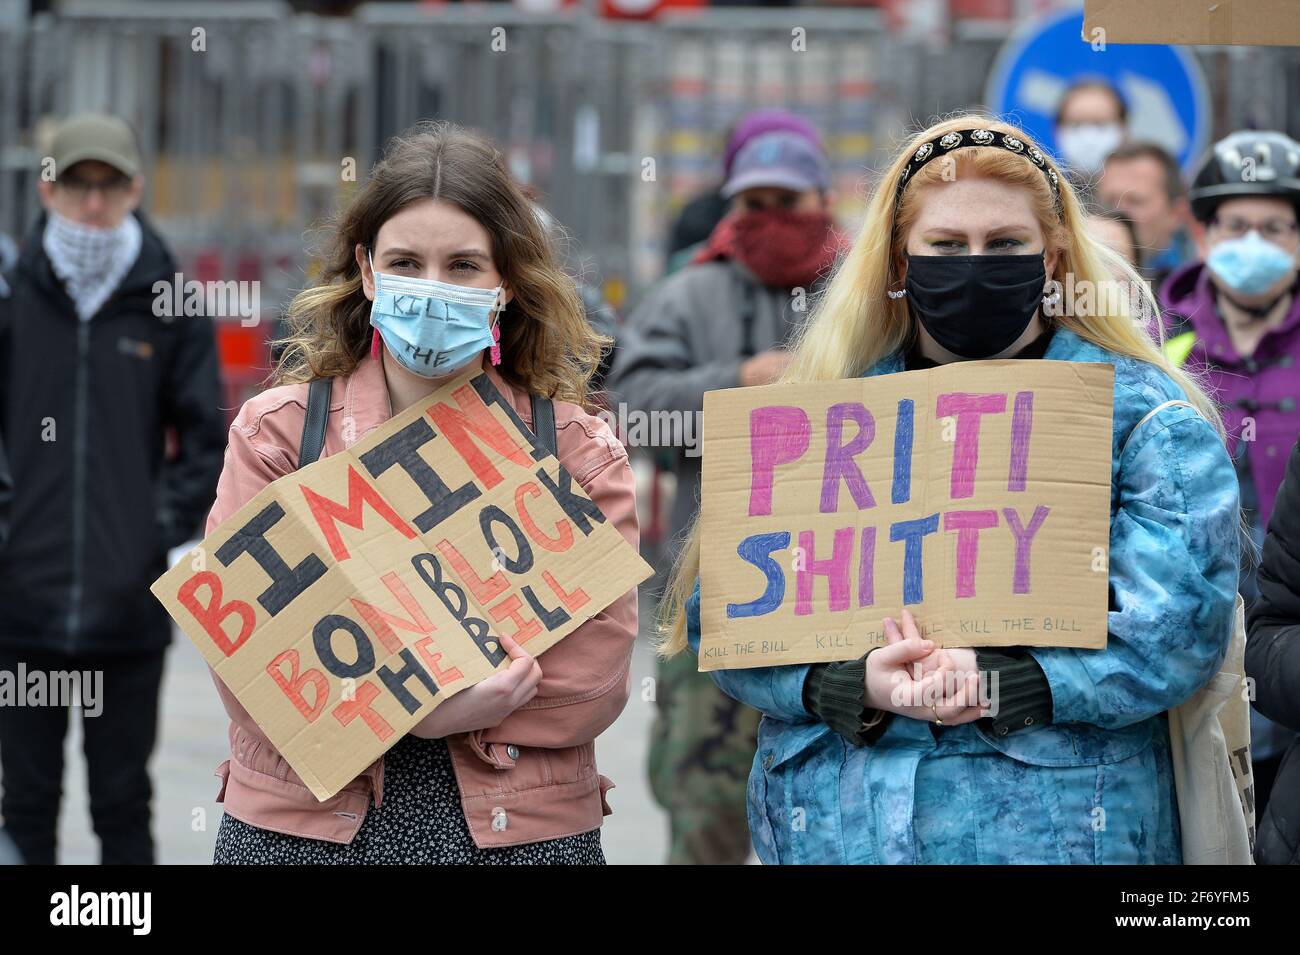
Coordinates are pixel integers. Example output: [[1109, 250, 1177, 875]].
[[49, 112, 141, 179]]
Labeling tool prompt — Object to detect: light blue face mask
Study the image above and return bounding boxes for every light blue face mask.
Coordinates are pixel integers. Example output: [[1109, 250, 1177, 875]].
[[368, 250, 503, 377], [1206, 230, 1297, 297]]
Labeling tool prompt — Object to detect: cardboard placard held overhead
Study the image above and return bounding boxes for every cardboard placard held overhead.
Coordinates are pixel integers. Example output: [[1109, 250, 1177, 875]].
[[1084, 0, 1300, 47], [698, 361, 1115, 671], [153, 368, 652, 800]]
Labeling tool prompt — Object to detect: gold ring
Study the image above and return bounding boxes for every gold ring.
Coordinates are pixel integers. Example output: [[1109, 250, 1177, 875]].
[[930, 703, 943, 725]]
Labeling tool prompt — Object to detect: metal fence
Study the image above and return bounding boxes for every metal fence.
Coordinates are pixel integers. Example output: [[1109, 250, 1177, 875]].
[[3, 2, 1300, 314]]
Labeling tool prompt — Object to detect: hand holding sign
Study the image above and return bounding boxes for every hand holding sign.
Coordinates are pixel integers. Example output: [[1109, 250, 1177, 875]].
[[410, 631, 542, 739]]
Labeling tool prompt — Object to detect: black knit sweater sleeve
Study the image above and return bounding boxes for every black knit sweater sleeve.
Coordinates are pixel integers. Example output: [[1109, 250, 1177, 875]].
[[802, 656, 892, 746], [974, 648, 1053, 737]]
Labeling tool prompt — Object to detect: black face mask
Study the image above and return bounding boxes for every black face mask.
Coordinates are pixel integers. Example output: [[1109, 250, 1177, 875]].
[[904, 253, 1047, 359]]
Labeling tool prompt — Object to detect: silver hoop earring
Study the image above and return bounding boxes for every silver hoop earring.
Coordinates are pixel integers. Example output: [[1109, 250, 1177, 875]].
[[1042, 290, 1061, 307], [886, 288, 907, 300]]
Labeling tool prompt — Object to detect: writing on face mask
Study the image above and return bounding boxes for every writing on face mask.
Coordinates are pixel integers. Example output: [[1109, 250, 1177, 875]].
[[368, 251, 503, 377], [406, 346, 458, 369], [389, 295, 458, 320]]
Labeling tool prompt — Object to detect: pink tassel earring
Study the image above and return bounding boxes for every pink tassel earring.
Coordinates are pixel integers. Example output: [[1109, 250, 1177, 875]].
[[371, 328, 381, 359], [489, 321, 502, 366]]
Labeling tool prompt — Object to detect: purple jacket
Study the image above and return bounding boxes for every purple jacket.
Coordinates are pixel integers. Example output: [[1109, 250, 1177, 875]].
[[1161, 261, 1300, 528]]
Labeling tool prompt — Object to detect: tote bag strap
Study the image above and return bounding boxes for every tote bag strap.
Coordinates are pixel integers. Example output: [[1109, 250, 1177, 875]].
[[1120, 399, 1197, 459]]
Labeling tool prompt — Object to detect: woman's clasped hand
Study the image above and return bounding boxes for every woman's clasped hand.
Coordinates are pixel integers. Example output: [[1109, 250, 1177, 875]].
[[865, 609, 988, 725]]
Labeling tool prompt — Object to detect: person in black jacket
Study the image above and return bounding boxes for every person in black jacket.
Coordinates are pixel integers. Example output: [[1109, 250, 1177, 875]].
[[1247, 436, 1300, 865], [0, 113, 226, 864]]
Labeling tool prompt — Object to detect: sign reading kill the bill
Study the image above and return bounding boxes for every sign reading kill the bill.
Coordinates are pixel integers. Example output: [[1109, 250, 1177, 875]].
[[152, 368, 652, 800], [698, 361, 1114, 671]]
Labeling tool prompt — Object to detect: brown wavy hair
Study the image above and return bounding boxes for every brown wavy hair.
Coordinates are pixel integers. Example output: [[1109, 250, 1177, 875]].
[[274, 121, 605, 405]]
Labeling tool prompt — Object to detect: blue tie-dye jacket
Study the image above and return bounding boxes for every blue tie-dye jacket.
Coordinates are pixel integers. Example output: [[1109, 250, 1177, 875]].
[[685, 328, 1240, 864]]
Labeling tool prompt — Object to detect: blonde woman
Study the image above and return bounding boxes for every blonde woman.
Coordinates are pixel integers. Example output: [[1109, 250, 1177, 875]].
[[661, 116, 1240, 864], [206, 122, 638, 864]]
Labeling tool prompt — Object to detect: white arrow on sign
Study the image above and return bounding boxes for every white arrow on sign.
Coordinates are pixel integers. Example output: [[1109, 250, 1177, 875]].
[[1118, 72, 1188, 158], [1014, 68, 1066, 117]]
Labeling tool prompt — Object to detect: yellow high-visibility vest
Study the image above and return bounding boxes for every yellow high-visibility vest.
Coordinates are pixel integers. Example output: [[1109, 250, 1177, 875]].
[[1163, 330, 1197, 367]]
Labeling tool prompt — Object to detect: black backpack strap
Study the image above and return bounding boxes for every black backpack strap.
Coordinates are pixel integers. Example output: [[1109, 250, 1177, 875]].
[[300, 379, 548, 467], [530, 393, 558, 458], [298, 377, 333, 469]]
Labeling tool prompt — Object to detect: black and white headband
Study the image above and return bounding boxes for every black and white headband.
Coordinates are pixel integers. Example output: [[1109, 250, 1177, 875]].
[[895, 128, 1062, 209]]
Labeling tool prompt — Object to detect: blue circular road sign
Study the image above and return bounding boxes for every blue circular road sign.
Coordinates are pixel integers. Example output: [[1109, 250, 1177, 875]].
[[985, 7, 1210, 172]]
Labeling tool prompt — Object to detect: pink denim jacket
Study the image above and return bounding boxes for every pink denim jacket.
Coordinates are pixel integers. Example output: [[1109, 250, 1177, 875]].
[[204, 354, 639, 849]]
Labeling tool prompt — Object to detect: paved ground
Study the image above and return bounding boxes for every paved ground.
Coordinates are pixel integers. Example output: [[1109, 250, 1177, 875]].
[[49, 602, 670, 865]]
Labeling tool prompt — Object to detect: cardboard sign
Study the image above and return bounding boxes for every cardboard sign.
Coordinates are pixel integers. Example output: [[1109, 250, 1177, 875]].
[[698, 360, 1115, 671], [1085, 0, 1300, 47], [153, 368, 652, 800]]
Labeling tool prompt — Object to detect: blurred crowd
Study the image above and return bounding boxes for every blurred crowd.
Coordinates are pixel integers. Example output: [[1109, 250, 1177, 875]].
[[1, 64, 1299, 865]]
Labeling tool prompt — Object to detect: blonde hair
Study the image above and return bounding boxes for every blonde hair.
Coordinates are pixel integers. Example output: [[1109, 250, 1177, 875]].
[[658, 114, 1225, 657], [274, 121, 605, 406]]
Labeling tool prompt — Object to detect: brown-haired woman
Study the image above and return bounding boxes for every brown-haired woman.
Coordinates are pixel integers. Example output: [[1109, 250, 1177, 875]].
[[205, 122, 639, 864]]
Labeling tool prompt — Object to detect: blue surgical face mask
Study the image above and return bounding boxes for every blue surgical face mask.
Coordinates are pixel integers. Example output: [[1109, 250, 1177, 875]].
[[368, 250, 503, 377], [1206, 230, 1297, 297]]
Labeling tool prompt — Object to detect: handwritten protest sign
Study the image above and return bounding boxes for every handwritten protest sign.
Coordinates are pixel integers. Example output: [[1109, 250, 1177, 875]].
[[153, 368, 652, 800], [1085, 0, 1300, 48], [698, 360, 1114, 671]]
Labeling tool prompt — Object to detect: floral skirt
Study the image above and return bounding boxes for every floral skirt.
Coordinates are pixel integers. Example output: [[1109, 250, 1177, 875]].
[[213, 734, 605, 865]]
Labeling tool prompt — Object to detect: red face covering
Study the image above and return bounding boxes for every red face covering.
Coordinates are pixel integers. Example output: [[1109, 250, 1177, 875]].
[[693, 207, 846, 289]]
